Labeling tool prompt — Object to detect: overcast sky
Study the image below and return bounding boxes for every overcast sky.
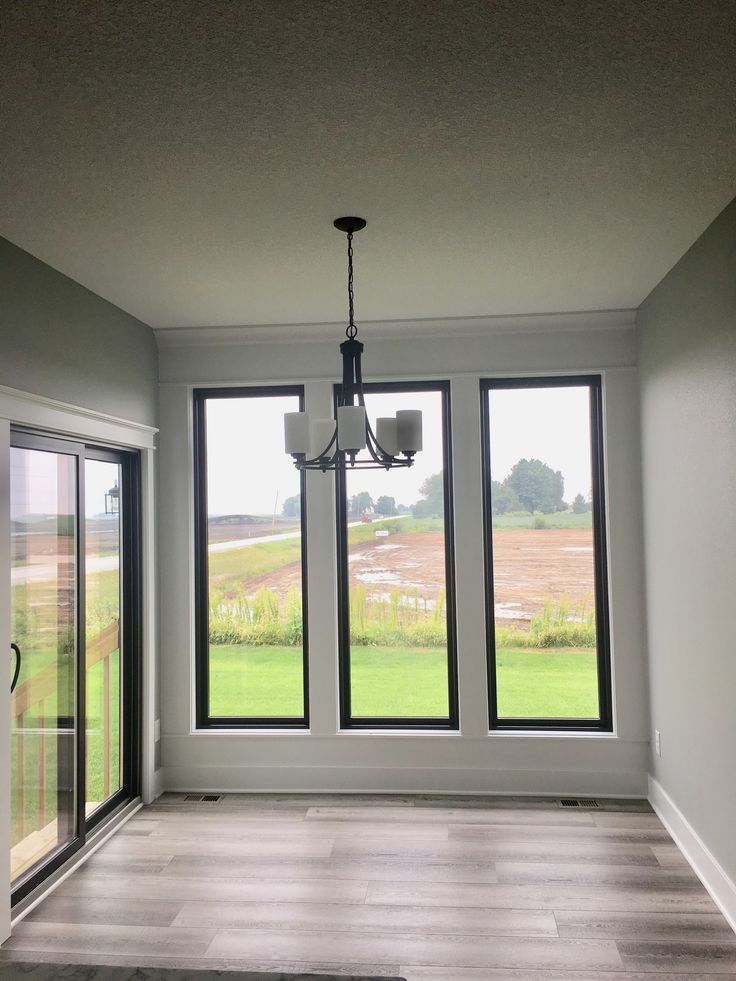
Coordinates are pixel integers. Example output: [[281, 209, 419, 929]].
[[488, 385, 592, 502], [10, 448, 120, 520], [10, 385, 593, 520], [205, 385, 592, 516]]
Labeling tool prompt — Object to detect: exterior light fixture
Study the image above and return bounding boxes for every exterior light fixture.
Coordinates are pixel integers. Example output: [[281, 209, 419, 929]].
[[104, 480, 120, 515], [284, 217, 422, 472]]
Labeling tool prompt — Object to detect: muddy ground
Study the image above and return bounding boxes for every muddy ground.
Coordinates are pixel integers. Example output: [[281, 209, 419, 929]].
[[248, 528, 595, 625]]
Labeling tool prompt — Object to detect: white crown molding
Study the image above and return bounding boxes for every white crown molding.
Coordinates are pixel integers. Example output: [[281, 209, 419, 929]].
[[0, 383, 158, 449], [155, 309, 637, 348]]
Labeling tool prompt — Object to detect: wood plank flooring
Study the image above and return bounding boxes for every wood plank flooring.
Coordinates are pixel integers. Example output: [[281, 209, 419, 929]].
[[2, 793, 735, 979]]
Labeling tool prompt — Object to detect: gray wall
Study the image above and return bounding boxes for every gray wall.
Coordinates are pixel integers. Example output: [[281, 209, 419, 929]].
[[0, 237, 157, 426], [638, 198, 736, 882], [156, 318, 650, 795]]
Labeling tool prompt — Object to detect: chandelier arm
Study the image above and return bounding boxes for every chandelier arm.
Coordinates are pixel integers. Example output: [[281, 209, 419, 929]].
[[295, 457, 413, 472], [364, 432, 385, 466], [294, 447, 340, 471], [298, 426, 338, 468]]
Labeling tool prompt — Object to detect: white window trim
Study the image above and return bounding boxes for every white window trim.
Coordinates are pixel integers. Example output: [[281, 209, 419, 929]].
[[0, 384, 158, 944]]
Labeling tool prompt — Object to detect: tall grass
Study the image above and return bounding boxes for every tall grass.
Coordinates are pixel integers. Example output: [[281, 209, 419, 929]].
[[347, 585, 447, 647], [495, 596, 596, 649], [209, 587, 595, 650]]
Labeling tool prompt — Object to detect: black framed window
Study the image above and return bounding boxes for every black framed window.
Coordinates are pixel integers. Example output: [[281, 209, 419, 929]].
[[10, 429, 141, 906], [336, 382, 458, 729], [480, 376, 612, 731], [194, 387, 309, 728]]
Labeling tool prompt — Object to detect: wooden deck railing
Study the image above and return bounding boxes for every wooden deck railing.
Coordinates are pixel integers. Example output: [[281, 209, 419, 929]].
[[11, 619, 120, 846]]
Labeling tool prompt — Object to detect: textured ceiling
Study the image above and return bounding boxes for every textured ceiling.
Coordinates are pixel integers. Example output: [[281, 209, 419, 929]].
[[1, 0, 735, 329]]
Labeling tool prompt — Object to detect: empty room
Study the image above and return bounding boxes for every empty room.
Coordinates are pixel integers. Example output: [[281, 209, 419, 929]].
[[1, 2, 735, 979]]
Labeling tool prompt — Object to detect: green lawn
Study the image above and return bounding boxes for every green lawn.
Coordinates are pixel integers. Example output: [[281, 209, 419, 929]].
[[209, 644, 599, 720], [491, 510, 593, 529], [495, 648, 599, 718], [209, 538, 302, 585], [209, 644, 305, 717]]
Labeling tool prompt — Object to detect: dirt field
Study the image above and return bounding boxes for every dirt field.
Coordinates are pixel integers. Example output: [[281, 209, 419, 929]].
[[248, 528, 595, 626]]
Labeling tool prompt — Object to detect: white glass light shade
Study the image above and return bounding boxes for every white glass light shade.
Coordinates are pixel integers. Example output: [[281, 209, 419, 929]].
[[337, 405, 367, 451], [396, 409, 423, 452], [284, 411, 311, 454], [375, 417, 399, 457], [311, 418, 337, 458]]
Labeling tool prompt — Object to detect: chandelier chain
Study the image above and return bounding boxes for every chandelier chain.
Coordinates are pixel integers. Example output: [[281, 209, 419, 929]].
[[346, 231, 357, 339]]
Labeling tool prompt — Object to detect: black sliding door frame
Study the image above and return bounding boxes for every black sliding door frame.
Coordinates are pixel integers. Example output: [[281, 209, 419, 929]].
[[335, 380, 459, 730], [10, 429, 141, 906], [193, 386, 310, 729], [480, 375, 613, 732], [84, 446, 142, 832]]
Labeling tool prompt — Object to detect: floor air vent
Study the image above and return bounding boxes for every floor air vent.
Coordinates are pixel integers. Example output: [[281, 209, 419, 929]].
[[184, 794, 223, 803], [560, 798, 599, 808]]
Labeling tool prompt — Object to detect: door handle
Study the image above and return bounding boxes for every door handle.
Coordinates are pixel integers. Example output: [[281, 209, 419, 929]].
[[10, 643, 21, 693]]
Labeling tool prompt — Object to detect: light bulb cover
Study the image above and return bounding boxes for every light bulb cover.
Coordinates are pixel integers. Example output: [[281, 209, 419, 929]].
[[337, 405, 367, 451], [311, 418, 337, 458], [284, 411, 311, 454], [396, 409, 423, 452], [375, 417, 399, 457]]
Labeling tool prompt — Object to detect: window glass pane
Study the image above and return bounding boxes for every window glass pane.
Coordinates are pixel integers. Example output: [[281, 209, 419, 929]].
[[485, 383, 603, 721], [10, 446, 77, 883], [341, 388, 454, 721], [202, 393, 306, 719], [85, 458, 123, 813]]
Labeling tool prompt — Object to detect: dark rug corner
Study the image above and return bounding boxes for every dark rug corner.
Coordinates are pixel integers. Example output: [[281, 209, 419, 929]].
[[0, 964, 407, 981]]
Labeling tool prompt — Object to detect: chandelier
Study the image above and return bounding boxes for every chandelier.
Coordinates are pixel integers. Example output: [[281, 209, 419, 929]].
[[284, 216, 422, 472]]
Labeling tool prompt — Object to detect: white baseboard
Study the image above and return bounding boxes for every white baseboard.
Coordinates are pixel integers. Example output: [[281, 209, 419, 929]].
[[151, 766, 165, 802], [649, 775, 736, 933]]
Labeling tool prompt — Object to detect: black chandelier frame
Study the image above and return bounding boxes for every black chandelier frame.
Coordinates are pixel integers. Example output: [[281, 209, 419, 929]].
[[291, 217, 416, 473]]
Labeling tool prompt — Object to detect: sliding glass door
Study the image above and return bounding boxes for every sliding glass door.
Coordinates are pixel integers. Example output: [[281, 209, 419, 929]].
[[9, 432, 140, 903]]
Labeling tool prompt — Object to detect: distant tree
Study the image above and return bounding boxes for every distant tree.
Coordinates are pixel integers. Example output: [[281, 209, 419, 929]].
[[491, 480, 522, 515], [506, 458, 564, 514], [412, 471, 444, 518], [572, 493, 588, 514], [282, 494, 301, 518], [375, 495, 397, 516], [349, 491, 374, 516]]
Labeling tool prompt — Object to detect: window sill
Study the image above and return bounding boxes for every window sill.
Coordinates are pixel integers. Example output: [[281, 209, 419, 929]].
[[487, 728, 618, 739], [191, 727, 312, 736]]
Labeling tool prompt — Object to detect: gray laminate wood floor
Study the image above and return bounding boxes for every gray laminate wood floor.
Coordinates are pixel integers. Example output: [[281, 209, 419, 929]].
[[2, 793, 735, 980]]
